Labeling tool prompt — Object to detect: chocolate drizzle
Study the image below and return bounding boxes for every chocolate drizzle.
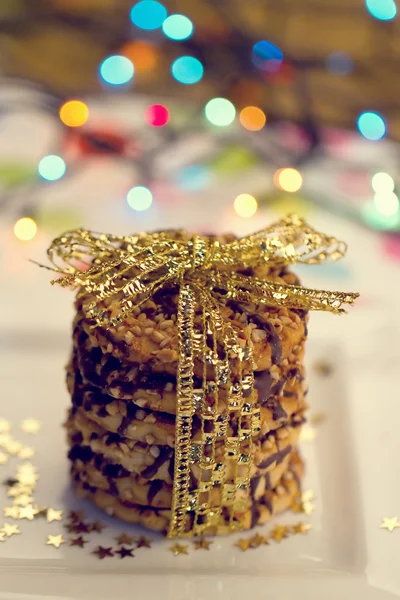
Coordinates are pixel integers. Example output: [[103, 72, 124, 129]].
[[147, 480, 163, 504], [141, 448, 173, 480], [257, 444, 292, 470]]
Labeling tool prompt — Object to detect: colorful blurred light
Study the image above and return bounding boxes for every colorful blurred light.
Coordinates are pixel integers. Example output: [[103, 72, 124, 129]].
[[130, 0, 167, 30], [145, 104, 169, 127], [59, 100, 89, 128], [252, 40, 283, 72], [357, 112, 386, 141], [162, 14, 193, 40], [274, 168, 303, 192], [371, 172, 395, 193], [374, 192, 399, 216], [178, 165, 210, 190], [38, 155, 66, 181], [99, 55, 134, 85], [365, 0, 397, 20], [326, 51, 353, 75], [171, 56, 203, 84], [239, 106, 266, 131], [14, 217, 37, 241], [205, 98, 236, 127], [127, 186, 153, 211], [234, 193, 258, 218], [120, 40, 159, 73]]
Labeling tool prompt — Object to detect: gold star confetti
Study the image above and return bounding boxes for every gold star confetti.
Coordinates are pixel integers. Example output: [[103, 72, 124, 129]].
[[303, 502, 316, 516], [88, 520, 105, 533], [18, 505, 39, 520], [193, 536, 213, 550], [68, 510, 85, 523], [17, 463, 37, 476], [115, 546, 135, 559], [1, 523, 21, 537], [309, 412, 326, 426], [234, 538, 250, 552], [20, 419, 41, 434], [70, 521, 90, 534], [14, 494, 34, 507], [292, 522, 312, 535], [271, 525, 289, 543], [46, 508, 63, 523], [380, 517, 400, 532], [302, 490, 315, 503], [5, 440, 23, 455], [69, 536, 88, 548], [8, 484, 33, 498], [169, 543, 188, 556], [3, 506, 20, 519], [300, 426, 317, 442], [136, 535, 152, 548], [0, 419, 10, 433], [249, 533, 268, 548], [17, 473, 38, 486], [0, 452, 8, 465], [17, 447, 35, 460], [92, 546, 114, 559], [0, 532, 6, 542], [46, 534, 65, 549], [116, 533, 135, 546]]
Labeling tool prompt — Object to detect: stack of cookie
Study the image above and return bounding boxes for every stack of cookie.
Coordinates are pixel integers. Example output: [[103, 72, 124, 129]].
[[65, 251, 308, 534]]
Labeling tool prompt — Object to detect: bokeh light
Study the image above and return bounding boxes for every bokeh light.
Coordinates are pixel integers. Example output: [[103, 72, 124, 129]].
[[99, 55, 134, 85], [130, 0, 167, 30], [178, 165, 211, 190], [162, 14, 193, 40], [14, 217, 37, 241], [365, 0, 397, 20], [374, 192, 400, 216], [127, 186, 153, 211], [371, 172, 395, 193], [357, 112, 386, 141], [252, 40, 283, 72], [38, 155, 66, 181], [59, 100, 89, 128], [171, 56, 203, 85], [234, 193, 258, 218], [145, 104, 169, 127], [205, 98, 236, 127], [326, 51, 353, 75], [274, 168, 303, 192], [239, 106, 266, 131], [121, 40, 159, 73]]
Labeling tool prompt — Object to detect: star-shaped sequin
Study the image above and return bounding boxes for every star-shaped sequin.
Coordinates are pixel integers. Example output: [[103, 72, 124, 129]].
[[88, 520, 105, 533], [5, 440, 23, 455], [16, 472, 38, 486], [69, 536, 88, 548], [169, 543, 188, 556], [46, 508, 63, 523], [292, 522, 312, 535], [249, 533, 268, 548], [14, 494, 34, 507], [20, 419, 41, 434], [0, 433, 12, 447], [0, 532, 6, 542], [234, 538, 250, 552], [68, 510, 85, 523], [193, 536, 213, 550], [380, 517, 400, 532], [1, 523, 21, 537], [0, 419, 10, 433], [46, 534, 65, 549], [17, 447, 35, 460], [271, 525, 289, 542], [116, 533, 135, 545], [92, 546, 114, 559], [3, 506, 20, 519], [115, 546, 135, 559], [136, 535, 152, 548], [18, 505, 38, 520]]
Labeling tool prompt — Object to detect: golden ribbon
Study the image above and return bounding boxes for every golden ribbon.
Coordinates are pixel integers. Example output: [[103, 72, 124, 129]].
[[38, 215, 358, 537]]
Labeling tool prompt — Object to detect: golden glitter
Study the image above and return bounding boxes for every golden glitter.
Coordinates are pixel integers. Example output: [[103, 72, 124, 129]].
[[42, 216, 358, 538], [92, 546, 114, 559], [300, 426, 317, 442], [17, 447, 35, 460], [0, 419, 10, 433], [271, 525, 289, 542], [1, 523, 21, 537], [116, 533, 135, 545], [380, 517, 400, 532], [136, 535, 152, 548], [69, 536, 88, 548], [292, 522, 312, 535], [193, 536, 213, 550], [20, 419, 41, 434], [0, 452, 8, 465], [0, 532, 6, 542], [234, 538, 251, 552], [18, 505, 39, 520], [249, 532, 268, 548], [46, 534, 65, 549], [3, 506, 20, 519], [115, 546, 135, 558], [46, 508, 63, 522], [88, 520, 105, 533], [5, 440, 23, 455], [169, 543, 188, 556], [14, 494, 34, 507]]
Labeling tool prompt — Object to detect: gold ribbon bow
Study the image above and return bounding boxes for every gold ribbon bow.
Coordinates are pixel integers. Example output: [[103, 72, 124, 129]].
[[39, 215, 358, 538]]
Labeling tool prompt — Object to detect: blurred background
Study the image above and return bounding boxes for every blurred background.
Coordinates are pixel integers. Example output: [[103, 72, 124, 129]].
[[0, 0, 399, 352]]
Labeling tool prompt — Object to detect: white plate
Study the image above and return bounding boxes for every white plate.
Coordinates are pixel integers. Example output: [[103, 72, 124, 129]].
[[0, 333, 399, 600]]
